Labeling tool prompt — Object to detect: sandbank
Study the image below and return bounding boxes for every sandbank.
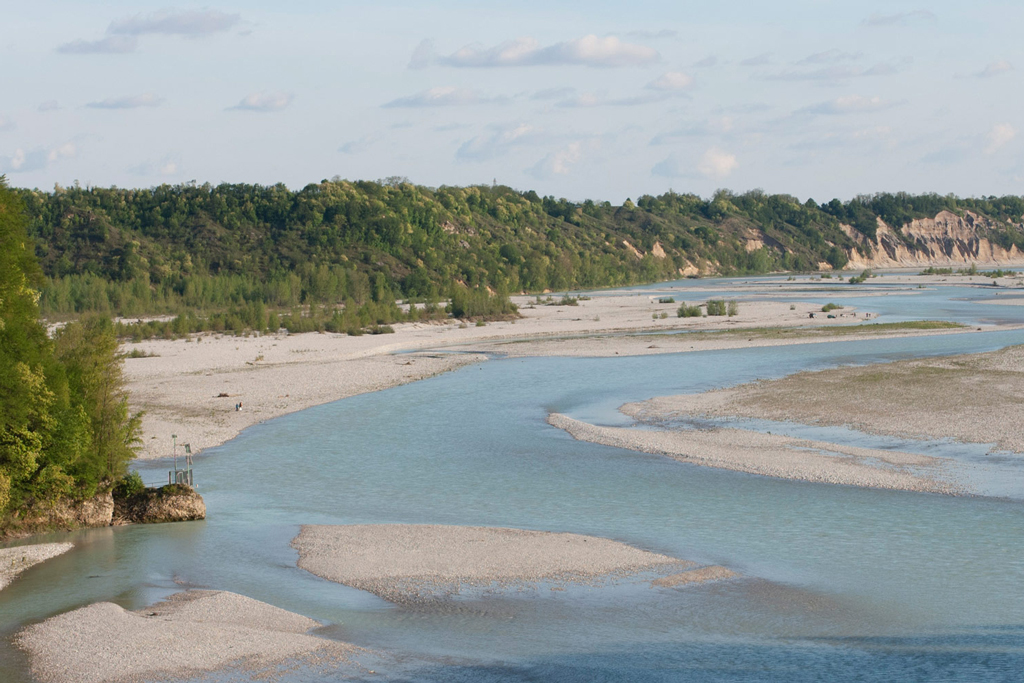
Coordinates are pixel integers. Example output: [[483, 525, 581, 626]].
[[123, 291, 978, 459], [652, 566, 738, 587], [17, 590, 357, 683], [292, 524, 688, 604], [0, 542, 73, 591], [548, 414, 960, 494], [628, 344, 1024, 454]]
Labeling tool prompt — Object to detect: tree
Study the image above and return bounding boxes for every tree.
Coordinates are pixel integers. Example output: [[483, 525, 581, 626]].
[[0, 176, 55, 510]]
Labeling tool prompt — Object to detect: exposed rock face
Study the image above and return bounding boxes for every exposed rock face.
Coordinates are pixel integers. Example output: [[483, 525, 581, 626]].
[[842, 211, 1024, 269], [48, 492, 114, 528], [113, 486, 206, 525]]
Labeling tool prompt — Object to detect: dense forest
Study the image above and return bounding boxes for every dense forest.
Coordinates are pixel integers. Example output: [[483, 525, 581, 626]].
[[0, 178, 140, 530], [13, 179, 1024, 327]]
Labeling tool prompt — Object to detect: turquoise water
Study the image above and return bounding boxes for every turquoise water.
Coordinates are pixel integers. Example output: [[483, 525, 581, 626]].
[[3, 280, 1024, 682]]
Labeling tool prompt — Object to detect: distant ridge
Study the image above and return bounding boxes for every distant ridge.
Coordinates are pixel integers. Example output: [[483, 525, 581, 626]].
[[15, 180, 1024, 317]]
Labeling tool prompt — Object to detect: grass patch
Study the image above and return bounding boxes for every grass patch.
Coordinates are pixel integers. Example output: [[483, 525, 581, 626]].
[[681, 320, 965, 342]]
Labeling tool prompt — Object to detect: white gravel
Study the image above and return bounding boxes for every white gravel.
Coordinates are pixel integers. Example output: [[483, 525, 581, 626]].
[[631, 345, 1024, 456], [549, 413, 961, 494], [17, 590, 356, 683], [292, 524, 688, 604], [0, 542, 73, 591]]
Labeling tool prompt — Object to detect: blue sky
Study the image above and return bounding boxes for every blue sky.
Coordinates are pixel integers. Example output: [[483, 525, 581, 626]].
[[2, 1, 1021, 202]]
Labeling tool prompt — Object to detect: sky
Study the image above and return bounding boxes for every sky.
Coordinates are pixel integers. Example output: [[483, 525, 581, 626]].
[[2, 1, 1022, 202]]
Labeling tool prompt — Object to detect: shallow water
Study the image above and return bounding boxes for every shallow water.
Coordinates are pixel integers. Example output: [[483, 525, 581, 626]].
[[3, 280, 1024, 682]]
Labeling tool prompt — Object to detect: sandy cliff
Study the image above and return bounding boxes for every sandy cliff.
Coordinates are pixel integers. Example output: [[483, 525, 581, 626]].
[[841, 210, 1024, 268]]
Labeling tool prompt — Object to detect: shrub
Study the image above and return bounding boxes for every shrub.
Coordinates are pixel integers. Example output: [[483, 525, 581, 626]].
[[822, 303, 843, 312], [727, 300, 739, 316], [113, 471, 145, 499], [849, 269, 873, 284], [678, 303, 702, 318], [658, 297, 676, 304], [706, 300, 727, 316]]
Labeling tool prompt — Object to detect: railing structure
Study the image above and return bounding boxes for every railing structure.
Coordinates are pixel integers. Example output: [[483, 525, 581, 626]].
[[168, 435, 195, 487]]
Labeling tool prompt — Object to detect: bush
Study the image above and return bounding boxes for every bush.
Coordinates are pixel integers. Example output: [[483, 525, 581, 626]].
[[822, 303, 843, 312], [849, 269, 873, 284], [727, 300, 739, 316], [658, 297, 676, 304], [113, 471, 145, 499], [678, 303, 702, 318], [706, 299, 727, 316]]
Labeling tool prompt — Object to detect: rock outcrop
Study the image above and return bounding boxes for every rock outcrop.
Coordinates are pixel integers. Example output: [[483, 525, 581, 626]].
[[842, 211, 1024, 269], [113, 485, 206, 525]]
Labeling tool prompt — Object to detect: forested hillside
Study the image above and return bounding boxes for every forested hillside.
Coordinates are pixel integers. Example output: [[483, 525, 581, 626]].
[[15, 179, 1024, 320]]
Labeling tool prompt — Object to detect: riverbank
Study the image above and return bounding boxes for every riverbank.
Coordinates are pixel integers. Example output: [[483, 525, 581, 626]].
[[0, 543, 73, 592], [123, 289, 991, 459], [16, 590, 360, 683]]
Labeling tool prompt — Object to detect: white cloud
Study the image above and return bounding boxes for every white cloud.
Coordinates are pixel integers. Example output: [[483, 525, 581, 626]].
[[418, 34, 659, 68], [698, 147, 737, 179], [693, 55, 718, 68], [229, 92, 293, 112], [382, 86, 505, 108], [56, 35, 138, 54], [976, 60, 1013, 78], [87, 93, 164, 109], [798, 49, 863, 65], [650, 118, 735, 145], [800, 95, 897, 115], [554, 91, 670, 107], [651, 154, 687, 178], [646, 71, 693, 91], [1, 142, 76, 174], [985, 123, 1016, 154], [108, 10, 242, 37], [740, 53, 771, 66], [127, 156, 181, 176], [457, 124, 538, 161], [624, 29, 677, 40], [532, 87, 576, 101], [38, 100, 60, 112], [863, 10, 936, 27], [339, 137, 374, 154], [529, 141, 587, 178], [48, 142, 76, 162], [768, 59, 908, 84]]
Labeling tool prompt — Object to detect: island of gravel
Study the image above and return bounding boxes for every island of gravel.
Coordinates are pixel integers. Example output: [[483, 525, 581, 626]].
[[17, 590, 360, 683], [291, 524, 731, 605], [0, 543, 73, 592], [624, 344, 1024, 455], [548, 414, 962, 494]]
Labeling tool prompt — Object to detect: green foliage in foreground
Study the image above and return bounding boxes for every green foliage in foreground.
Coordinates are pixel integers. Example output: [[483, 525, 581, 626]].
[[17, 180, 1024, 322], [0, 177, 140, 522], [678, 303, 703, 318]]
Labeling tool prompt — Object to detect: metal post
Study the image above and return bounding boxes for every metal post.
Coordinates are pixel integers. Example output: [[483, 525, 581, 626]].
[[172, 434, 177, 482]]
